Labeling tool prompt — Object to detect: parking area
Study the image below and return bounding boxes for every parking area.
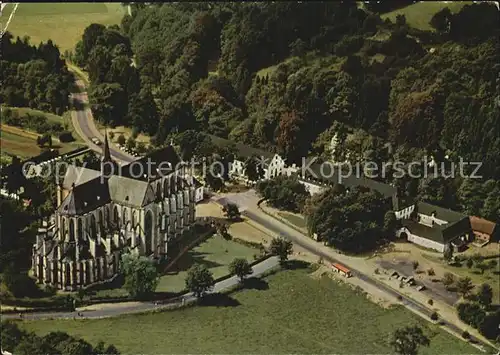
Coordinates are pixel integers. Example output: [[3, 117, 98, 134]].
[[377, 257, 461, 306]]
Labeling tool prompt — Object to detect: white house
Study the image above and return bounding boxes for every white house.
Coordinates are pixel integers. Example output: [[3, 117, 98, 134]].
[[210, 135, 288, 183], [395, 202, 472, 252]]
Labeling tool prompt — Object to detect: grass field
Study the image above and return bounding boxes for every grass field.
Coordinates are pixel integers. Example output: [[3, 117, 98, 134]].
[[381, 2, 472, 31], [156, 234, 258, 293], [20, 266, 480, 354], [1, 3, 126, 52], [0, 130, 42, 158], [1, 106, 84, 158]]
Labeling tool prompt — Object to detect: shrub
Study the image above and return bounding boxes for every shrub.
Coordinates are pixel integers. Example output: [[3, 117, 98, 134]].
[[457, 302, 486, 329], [131, 127, 140, 139], [428, 299, 433, 306], [462, 331, 470, 339], [427, 268, 435, 276], [397, 295, 403, 301], [412, 261, 419, 270], [430, 312, 439, 321], [58, 131, 74, 142], [117, 134, 126, 146]]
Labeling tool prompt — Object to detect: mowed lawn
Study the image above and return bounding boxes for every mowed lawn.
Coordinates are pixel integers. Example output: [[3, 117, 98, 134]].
[[381, 2, 472, 31], [20, 267, 480, 354], [2, 3, 125, 52], [156, 234, 258, 293]]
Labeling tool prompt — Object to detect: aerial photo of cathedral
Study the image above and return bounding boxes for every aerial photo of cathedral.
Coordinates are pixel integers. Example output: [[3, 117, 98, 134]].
[[32, 136, 197, 290]]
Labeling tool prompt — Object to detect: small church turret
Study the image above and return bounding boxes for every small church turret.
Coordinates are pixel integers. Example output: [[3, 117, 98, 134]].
[[101, 130, 115, 176]]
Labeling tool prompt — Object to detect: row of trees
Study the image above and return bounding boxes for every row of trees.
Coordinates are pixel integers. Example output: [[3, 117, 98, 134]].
[[1, 33, 73, 114], [1, 321, 119, 355], [120, 236, 293, 300]]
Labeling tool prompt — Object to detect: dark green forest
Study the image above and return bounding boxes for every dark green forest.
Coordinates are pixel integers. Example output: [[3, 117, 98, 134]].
[[0, 34, 74, 114], [68, 2, 499, 220], [3, 2, 498, 222]]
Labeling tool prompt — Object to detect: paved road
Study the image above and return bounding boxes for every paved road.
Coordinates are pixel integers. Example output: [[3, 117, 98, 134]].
[[71, 84, 135, 164], [2, 256, 279, 320]]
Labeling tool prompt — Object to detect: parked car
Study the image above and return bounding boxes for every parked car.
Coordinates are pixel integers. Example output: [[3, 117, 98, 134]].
[[91, 137, 102, 146]]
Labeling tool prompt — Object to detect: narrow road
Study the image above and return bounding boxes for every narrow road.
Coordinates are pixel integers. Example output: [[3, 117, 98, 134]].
[[70, 81, 135, 164], [1, 256, 279, 320], [235, 206, 491, 351]]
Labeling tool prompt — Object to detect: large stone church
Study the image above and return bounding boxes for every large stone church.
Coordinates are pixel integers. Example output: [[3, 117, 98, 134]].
[[32, 136, 197, 290]]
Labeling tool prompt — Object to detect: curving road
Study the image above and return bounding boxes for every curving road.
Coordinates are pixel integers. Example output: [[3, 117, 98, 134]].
[[2, 256, 279, 320], [70, 81, 136, 164]]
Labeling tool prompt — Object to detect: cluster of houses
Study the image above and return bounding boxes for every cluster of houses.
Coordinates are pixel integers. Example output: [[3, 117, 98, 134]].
[[207, 136, 499, 253]]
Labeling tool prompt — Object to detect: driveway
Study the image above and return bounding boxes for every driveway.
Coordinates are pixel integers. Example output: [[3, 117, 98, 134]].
[[2, 256, 279, 320]]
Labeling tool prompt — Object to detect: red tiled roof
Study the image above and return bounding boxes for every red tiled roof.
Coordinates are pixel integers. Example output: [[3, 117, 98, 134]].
[[470, 216, 496, 235], [332, 263, 351, 274]]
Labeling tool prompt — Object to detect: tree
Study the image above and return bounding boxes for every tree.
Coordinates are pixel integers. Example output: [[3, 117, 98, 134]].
[[442, 272, 455, 290], [270, 237, 293, 266], [412, 261, 419, 270], [126, 137, 136, 151], [429, 7, 452, 33], [121, 254, 159, 299], [136, 141, 146, 154], [185, 264, 215, 298], [443, 245, 453, 263], [466, 258, 473, 269], [457, 302, 486, 328], [215, 222, 231, 240], [478, 310, 500, 340], [1, 321, 27, 351], [244, 155, 264, 182], [389, 326, 430, 355], [117, 134, 126, 145], [304, 186, 389, 253], [229, 258, 253, 283], [256, 176, 309, 213], [456, 277, 474, 298], [476, 283, 493, 309], [222, 203, 240, 221], [384, 211, 398, 234], [430, 312, 439, 321]]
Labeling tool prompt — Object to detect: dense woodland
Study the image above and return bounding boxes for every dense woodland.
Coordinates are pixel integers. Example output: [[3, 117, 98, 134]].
[[74, 2, 497, 221], [1, 321, 120, 355], [0, 33, 73, 114]]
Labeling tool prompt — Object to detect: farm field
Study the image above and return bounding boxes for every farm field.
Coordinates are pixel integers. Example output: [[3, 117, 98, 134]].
[[381, 1, 472, 31], [20, 266, 480, 354], [156, 234, 258, 293], [1, 3, 126, 52], [0, 124, 83, 158]]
